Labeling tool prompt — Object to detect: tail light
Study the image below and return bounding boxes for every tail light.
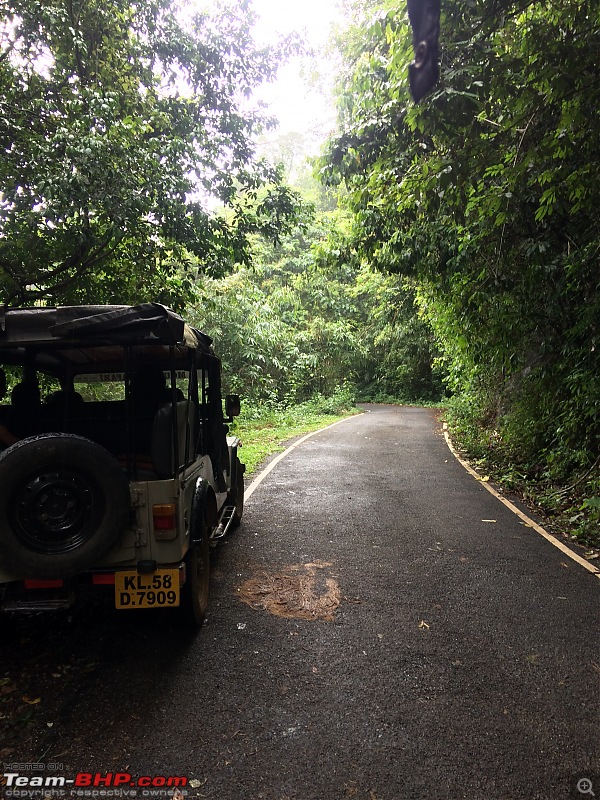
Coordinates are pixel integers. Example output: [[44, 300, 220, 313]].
[[153, 503, 177, 536]]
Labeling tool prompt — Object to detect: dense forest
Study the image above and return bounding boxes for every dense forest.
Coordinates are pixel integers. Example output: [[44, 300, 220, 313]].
[[0, 0, 598, 543]]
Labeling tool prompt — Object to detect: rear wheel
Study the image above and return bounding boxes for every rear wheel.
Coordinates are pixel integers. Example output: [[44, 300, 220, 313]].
[[179, 518, 210, 626], [230, 456, 245, 529]]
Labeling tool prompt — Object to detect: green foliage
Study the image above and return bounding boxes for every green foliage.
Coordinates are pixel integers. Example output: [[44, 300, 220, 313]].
[[320, 0, 600, 544], [0, 0, 303, 307], [300, 383, 358, 416], [189, 267, 308, 403], [349, 270, 445, 401], [188, 208, 443, 408], [188, 230, 367, 404]]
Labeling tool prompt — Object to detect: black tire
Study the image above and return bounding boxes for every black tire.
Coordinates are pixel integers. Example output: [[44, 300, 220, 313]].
[[179, 519, 210, 626], [0, 434, 130, 578], [230, 456, 245, 529]]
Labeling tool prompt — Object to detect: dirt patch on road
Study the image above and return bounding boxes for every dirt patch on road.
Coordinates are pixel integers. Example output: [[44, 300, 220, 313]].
[[237, 561, 341, 621]]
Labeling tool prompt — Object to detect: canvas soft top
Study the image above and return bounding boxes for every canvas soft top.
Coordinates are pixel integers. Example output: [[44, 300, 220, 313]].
[[0, 303, 212, 351]]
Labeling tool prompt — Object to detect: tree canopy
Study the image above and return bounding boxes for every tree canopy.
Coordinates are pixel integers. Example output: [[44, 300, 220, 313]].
[[0, 0, 302, 307]]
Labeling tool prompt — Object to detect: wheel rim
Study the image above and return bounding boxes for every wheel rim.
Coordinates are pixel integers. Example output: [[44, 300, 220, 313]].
[[10, 468, 103, 554]]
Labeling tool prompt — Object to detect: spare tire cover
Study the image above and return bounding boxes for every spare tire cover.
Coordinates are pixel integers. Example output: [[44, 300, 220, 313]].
[[0, 434, 130, 578]]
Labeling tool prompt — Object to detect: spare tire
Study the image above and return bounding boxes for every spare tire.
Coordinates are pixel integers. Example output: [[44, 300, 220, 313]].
[[0, 434, 130, 578]]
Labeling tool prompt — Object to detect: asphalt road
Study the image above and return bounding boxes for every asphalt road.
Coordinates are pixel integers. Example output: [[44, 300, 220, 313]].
[[1, 405, 599, 800]]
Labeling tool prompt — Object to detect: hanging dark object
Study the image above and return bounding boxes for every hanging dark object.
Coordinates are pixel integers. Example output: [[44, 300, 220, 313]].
[[407, 0, 441, 101]]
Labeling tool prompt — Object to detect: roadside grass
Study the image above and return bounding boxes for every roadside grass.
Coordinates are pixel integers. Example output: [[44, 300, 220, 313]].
[[230, 399, 361, 477]]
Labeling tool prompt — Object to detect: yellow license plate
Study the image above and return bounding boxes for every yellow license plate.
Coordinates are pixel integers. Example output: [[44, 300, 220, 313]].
[[115, 569, 180, 609]]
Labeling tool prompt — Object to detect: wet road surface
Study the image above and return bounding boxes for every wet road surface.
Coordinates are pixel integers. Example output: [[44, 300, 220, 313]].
[[1, 405, 598, 800]]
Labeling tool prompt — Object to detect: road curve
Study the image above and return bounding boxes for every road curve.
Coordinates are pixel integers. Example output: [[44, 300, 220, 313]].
[[2, 405, 598, 800]]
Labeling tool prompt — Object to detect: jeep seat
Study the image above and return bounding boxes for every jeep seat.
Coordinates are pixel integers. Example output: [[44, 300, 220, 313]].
[[151, 400, 198, 478]]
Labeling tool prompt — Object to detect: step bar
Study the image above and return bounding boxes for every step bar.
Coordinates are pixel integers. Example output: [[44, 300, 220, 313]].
[[210, 503, 236, 544]]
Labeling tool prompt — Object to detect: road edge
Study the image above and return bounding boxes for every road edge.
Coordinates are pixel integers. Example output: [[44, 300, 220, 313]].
[[443, 427, 600, 579], [244, 414, 363, 503]]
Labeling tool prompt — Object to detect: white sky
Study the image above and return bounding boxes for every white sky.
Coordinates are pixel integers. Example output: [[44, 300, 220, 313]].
[[251, 0, 341, 45], [249, 0, 343, 147]]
